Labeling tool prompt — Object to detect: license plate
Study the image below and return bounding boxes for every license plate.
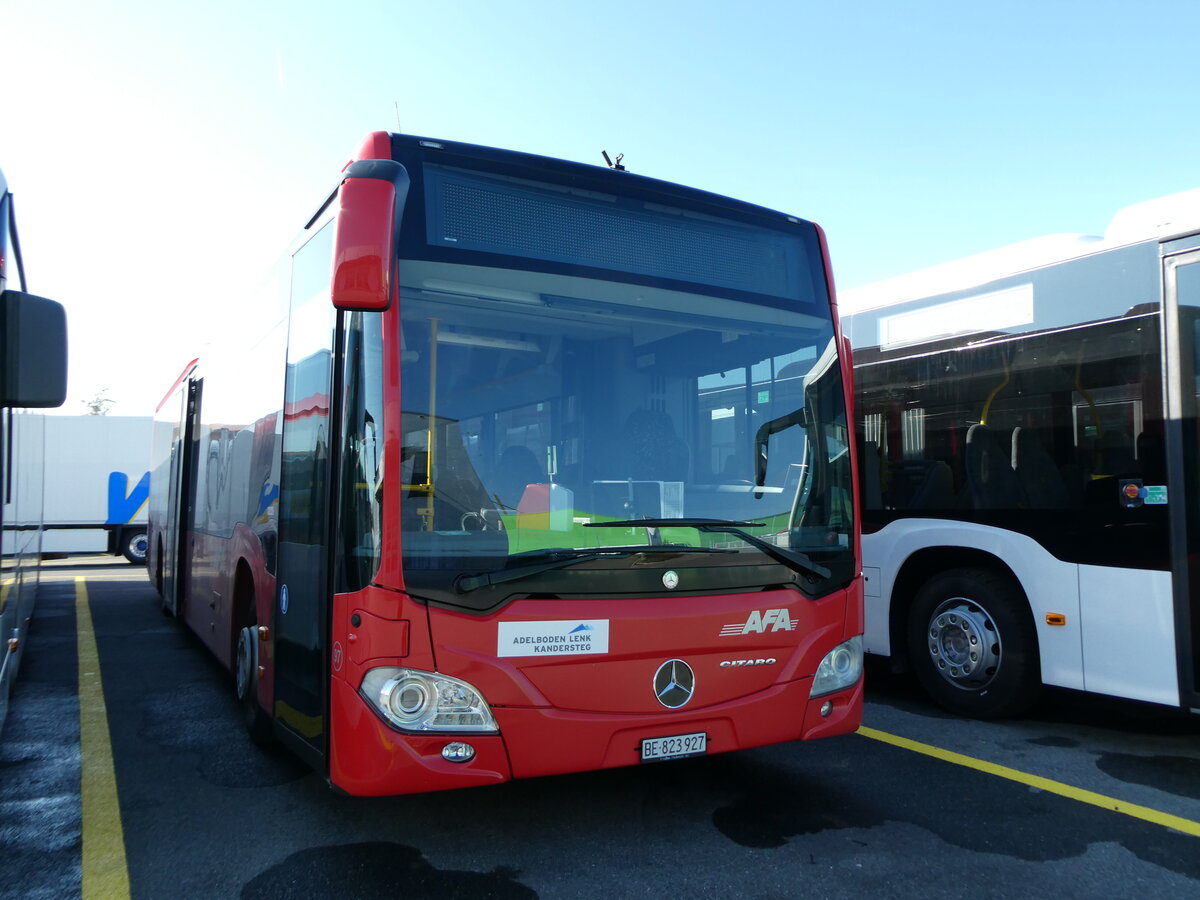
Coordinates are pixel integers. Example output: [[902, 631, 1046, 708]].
[[640, 731, 707, 762]]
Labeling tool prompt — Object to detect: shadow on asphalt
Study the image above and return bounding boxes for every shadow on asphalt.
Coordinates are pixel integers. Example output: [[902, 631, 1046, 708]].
[[863, 654, 1200, 737]]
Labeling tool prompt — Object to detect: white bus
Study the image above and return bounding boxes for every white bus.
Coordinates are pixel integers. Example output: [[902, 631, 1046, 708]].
[[0, 167, 68, 733], [841, 189, 1200, 718]]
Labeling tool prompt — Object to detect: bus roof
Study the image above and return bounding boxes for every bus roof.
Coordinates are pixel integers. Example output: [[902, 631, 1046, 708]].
[[840, 188, 1200, 314]]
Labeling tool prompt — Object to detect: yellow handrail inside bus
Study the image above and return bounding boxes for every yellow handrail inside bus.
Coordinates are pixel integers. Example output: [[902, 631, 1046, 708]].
[[1074, 347, 1112, 478], [415, 318, 439, 531], [979, 352, 1011, 426], [1074, 351, 1103, 439]]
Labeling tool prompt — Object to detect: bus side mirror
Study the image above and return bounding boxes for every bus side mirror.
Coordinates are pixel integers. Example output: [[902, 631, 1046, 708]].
[[1, 289, 67, 408], [754, 408, 807, 498], [331, 159, 410, 311]]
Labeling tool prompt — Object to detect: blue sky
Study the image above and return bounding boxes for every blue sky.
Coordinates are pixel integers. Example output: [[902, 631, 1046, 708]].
[[6, 0, 1200, 415]]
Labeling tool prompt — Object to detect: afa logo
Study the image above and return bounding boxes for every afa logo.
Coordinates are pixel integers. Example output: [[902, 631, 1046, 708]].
[[106, 471, 150, 525], [718, 608, 799, 637]]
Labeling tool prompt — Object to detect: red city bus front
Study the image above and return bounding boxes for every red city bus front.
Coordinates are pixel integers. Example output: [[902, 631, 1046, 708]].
[[317, 134, 863, 794]]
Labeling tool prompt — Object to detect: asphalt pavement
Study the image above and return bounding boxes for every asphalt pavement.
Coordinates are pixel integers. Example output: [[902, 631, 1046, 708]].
[[3, 557, 1200, 899]]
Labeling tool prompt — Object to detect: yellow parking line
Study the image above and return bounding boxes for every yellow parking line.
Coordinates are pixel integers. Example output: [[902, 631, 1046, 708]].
[[858, 725, 1200, 838], [76, 577, 132, 898]]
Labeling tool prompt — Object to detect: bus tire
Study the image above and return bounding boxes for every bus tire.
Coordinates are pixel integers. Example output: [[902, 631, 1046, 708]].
[[153, 540, 164, 598], [906, 567, 1040, 719], [236, 624, 273, 744], [122, 529, 149, 565]]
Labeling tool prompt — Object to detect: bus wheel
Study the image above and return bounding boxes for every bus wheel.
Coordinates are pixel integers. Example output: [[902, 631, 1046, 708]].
[[236, 625, 273, 744], [154, 541, 164, 598], [906, 568, 1039, 718]]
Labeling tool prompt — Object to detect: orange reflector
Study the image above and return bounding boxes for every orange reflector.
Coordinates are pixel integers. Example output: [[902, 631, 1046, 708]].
[[1046, 613, 1067, 626]]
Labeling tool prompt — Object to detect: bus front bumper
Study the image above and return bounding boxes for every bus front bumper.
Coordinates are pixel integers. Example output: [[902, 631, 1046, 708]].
[[328, 674, 862, 796]]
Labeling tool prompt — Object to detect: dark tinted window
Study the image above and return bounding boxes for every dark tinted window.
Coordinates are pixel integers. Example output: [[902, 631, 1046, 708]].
[[853, 249, 1168, 569]]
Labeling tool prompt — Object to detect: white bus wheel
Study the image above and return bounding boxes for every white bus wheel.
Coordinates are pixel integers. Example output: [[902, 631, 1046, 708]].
[[906, 567, 1040, 718]]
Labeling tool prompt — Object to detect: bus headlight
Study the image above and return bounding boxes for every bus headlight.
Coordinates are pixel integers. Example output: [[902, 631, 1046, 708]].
[[361, 667, 499, 733], [809, 636, 863, 698]]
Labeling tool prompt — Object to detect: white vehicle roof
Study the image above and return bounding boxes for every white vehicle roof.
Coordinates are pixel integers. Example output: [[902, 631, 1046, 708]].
[[839, 188, 1200, 315]]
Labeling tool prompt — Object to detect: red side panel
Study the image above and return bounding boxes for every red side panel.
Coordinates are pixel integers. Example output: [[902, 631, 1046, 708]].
[[347, 611, 410, 666]]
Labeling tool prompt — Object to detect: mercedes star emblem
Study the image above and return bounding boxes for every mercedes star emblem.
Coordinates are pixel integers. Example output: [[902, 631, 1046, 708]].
[[653, 659, 695, 709], [662, 570, 680, 590]]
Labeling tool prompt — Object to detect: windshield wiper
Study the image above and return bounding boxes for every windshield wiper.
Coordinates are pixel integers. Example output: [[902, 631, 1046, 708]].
[[585, 518, 831, 580], [455, 549, 630, 593]]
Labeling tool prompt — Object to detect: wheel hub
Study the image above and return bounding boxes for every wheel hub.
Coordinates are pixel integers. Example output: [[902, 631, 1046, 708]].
[[235, 627, 254, 700], [927, 598, 1001, 691]]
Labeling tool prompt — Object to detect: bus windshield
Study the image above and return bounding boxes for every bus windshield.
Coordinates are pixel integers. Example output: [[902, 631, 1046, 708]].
[[396, 259, 854, 606]]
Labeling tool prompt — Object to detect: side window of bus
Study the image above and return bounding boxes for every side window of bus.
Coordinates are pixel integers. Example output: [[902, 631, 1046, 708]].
[[280, 224, 336, 549], [856, 303, 1165, 513], [339, 311, 385, 591]]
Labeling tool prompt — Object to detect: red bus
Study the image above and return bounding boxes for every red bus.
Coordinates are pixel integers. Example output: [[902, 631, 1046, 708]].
[[147, 133, 862, 796]]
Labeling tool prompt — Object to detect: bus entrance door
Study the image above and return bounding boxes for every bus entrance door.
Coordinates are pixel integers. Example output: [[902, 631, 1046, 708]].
[[161, 377, 199, 617], [1164, 248, 1200, 712]]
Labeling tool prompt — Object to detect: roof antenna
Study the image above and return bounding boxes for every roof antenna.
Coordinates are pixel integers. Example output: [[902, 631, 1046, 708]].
[[601, 150, 626, 171], [394, 101, 402, 132]]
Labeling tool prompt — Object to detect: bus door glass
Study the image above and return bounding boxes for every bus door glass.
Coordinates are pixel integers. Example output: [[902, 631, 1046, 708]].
[[162, 379, 199, 616], [1165, 249, 1200, 709], [273, 222, 336, 758]]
